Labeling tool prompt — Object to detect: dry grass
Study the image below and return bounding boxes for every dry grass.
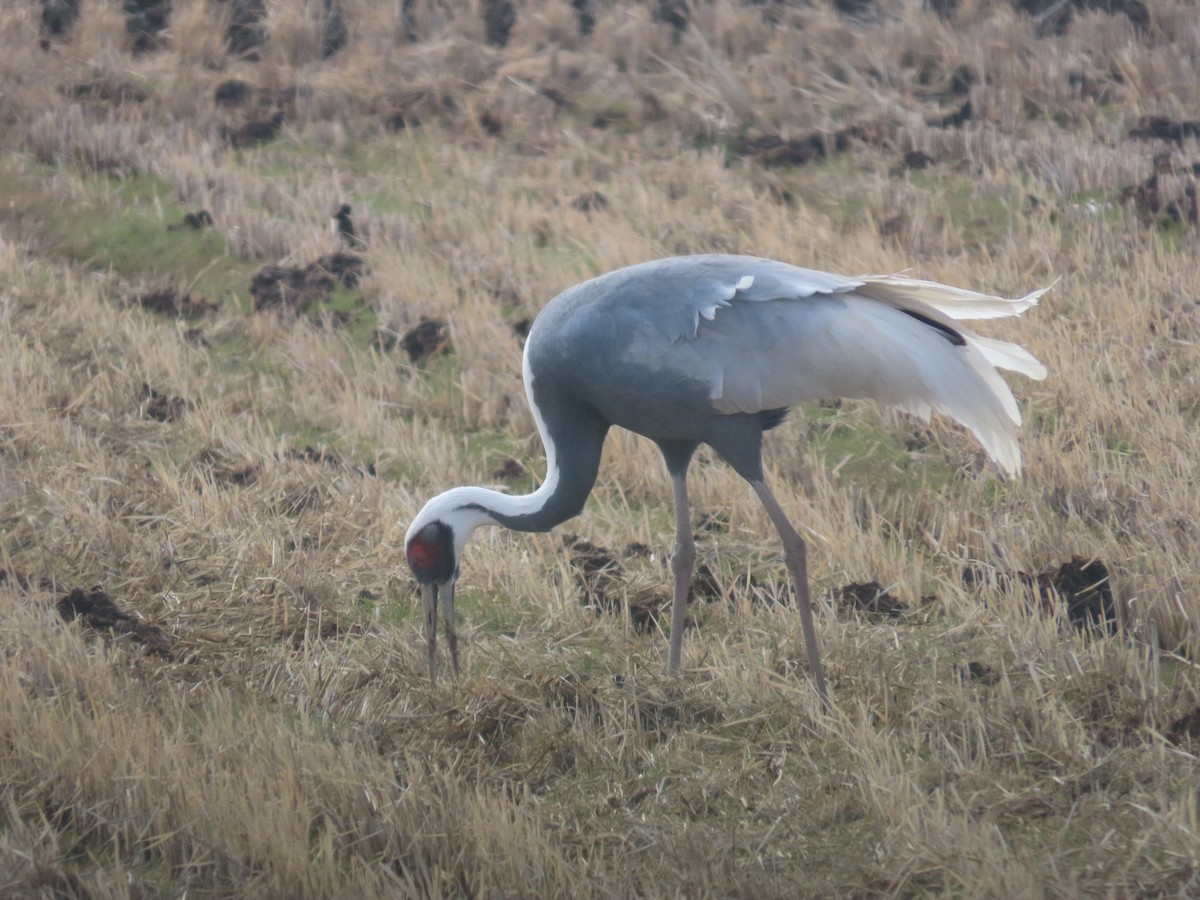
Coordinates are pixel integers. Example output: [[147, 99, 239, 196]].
[[2, 0, 1200, 895]]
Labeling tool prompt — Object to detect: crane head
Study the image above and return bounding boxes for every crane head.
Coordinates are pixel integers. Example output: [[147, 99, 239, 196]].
[[404, 488, 508, 683], [406, 519, 459, 684], [406, 520, 456, 585]]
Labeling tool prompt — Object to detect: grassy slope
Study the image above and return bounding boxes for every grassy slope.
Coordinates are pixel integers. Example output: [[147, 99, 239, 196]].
[[1, 0, 1199, 896]]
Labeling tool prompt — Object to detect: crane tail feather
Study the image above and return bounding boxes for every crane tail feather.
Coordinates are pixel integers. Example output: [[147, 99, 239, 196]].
[[968, 334, 1048, 380], [859, 276, 1051, 321], [846, 275, 1048, 475]]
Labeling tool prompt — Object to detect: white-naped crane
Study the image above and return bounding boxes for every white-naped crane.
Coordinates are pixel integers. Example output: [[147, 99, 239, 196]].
[[405, 255, 1047, 702]]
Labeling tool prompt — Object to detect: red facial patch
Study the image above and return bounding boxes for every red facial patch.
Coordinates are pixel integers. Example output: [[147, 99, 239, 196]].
[[407, 537, 442, 574]]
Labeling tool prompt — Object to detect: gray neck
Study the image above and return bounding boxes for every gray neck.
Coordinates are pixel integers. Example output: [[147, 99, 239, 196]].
[[466, 415, 609, 533]]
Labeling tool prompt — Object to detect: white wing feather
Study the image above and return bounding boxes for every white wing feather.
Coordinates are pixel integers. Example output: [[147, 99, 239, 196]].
[[858, 276, 1050, 320], [695, 265, 1048, 477]]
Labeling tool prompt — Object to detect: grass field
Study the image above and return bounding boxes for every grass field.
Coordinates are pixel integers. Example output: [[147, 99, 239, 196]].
[[2, 0, 1200, 896]]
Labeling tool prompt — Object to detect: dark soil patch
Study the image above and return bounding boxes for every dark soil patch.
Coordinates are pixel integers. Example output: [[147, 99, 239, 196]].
[[56, 586, 172, 656], [898, 150, 935, 171], [479, 110, 504, 136], [41, 0, 82, 41], [692, 562, 723, 602], [250, 252, 364, 315], [214, 79, 253, 108], [511, 317, 532, 340], [927, 99, 972, 129], [281, 445, 374, 476], [566, 535, 662, 633], [0, 568, 54, 592], [914, 62, 975, 103], [958, 660, 1001, 685], [124, 0, 171, 55], [373, 329, 403, 354], [1043, 557, 1116, 630], [837, 581, 907, 619], [690, 564, 781, 606], [695, 511, 730, 534], [546, 673, 604, 726], [1018, 0, 1149, 37], [571, 0, 596, 36], [1127, 116, 1200, 145], [141, 384, 189, 422], [384, 109, 422, 131], [652, 0, 689, 38], [223, 112, 284, 148], [570, 190, 609, 212], [1167, 707, 1200, 745], [1121, 154, 1200, 227], [333, 204, 361, 247], [219, 464, 259, 487], [65, 79, 149, 105], [482, 0, 516, 48], [490, 457, 525, 480], [167, 209, 213, 231], [283, 445, 341, 467], [962, 556, 1116, 632], [733, 122, 893, 168], [134, 286, 216, 318], [401, 317, 449, 362], [225, 0, 266, 58], [320, 0, 347, 58]]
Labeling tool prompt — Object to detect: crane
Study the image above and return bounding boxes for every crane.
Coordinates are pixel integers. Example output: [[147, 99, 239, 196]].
[[405, 255, 1047, 701]]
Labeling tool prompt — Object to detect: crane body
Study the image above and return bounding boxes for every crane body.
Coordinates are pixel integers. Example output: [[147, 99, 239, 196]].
[[406, 255, 1047, 701]]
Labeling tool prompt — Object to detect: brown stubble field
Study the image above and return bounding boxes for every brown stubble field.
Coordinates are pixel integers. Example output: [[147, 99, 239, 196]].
[[1, 0, 1199, 895]]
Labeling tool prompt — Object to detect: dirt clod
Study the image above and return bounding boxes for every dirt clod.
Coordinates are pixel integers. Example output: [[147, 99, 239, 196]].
[[900, 150, 935, 171], [214, 79, 253, 108], [570, 190, 609, 212], [490, 457, 525, 480], [1127, 115, 1200, 144], [1121, 154, 1200, 227], [56, 586, 172, 656], [837, 581, 907, 619], [482, 0, 516, 48], [141, 384, 189, 422], [124, 0, 170, 55], [402, 317, 449, 362], [333, 203, 361, 247], [735, 122, 893, 168], [168, 209, 213, 231], [226, 0, 266, 57], [1042, 557, 1116, 631], [1167, 707, 1200, 745], [963, 556, 1116, 632], [251, 253, 364, 315], [66, 79, 149, 105], [567, 535, 663, 633], [959, 660, 1001, 685], [223, 112, 284, 148], [134, 286, 216, 318], [927, 99, 972, 129]]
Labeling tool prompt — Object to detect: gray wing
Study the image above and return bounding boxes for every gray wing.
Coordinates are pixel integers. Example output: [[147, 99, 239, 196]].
[[604, 254, 864, 343], [609, 255, 1041, 475]]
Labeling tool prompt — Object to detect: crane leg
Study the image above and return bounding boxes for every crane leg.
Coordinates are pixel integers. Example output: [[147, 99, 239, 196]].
[[422, 583, 438, 685], [750, 480, 830, 709], [667, 473, 696, 674], [442, 582, 460, 682]]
